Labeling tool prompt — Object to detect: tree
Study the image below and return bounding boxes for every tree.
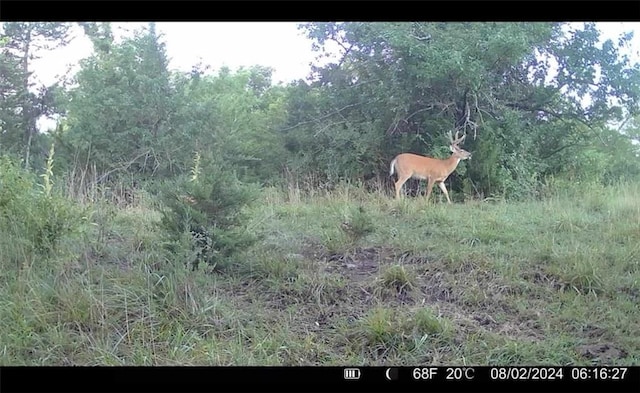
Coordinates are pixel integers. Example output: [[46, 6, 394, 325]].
[[0, 22, 71, 168], [0, 33, 25, 157], [170, 65, 288, 184], [60, 23, 176, 179], [289, 22, 640, 197]]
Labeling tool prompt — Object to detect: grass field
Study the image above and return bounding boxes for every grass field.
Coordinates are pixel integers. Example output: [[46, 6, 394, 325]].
[[1, 181, 638, 366]]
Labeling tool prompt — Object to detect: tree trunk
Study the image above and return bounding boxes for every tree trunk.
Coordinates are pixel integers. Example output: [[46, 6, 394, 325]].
[[21, 28, 34, 169]]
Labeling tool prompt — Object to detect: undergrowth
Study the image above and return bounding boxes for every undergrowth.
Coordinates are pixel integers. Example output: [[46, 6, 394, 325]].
[[1, 163, 638, 365]]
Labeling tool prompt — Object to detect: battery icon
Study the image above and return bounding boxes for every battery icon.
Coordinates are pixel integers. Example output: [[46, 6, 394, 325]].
[[344, 368, 361, 380]]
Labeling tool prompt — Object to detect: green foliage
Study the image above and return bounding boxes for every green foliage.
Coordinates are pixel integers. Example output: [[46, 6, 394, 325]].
[[61, 27, 289, 185], [0, 30, 29, 156], [281, 78, 387, 186], [0, 22, 71, 167], [0, 155, 33, 209], [412, 308, 450, 336], [171, 65, 289, 184], [0, 155, 83, 262], [61, 23, 175, 176], [157, 156, 258, 271], [5, 21, 638, 208], [342, 206, 375, 242], [539, 123, 640, 187], [289, 22, 640, 198], [377, 265, 415, 294], [550, 23, 640, 124]]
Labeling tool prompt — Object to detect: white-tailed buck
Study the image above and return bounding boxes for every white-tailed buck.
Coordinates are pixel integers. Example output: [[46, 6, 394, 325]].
[[389, 130, 472, 203]]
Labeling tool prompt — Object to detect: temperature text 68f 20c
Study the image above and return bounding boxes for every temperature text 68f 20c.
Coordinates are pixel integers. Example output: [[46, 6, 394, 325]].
[[412, 367, 475, 380]]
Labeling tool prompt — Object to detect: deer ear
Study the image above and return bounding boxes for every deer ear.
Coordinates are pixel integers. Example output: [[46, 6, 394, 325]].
[[449, 145, 455, 152]]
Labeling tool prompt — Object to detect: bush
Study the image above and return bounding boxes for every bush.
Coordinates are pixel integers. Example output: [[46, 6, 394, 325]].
[[157, 157, 258, 271], [0, 155, 84, 265]]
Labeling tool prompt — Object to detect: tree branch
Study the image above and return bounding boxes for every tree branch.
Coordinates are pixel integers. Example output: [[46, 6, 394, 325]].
[[278, 99, 377, 133], [539, 142, 588, 160]]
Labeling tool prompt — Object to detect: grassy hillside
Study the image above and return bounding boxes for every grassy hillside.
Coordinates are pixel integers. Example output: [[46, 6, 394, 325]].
[[1, 181, 638, 365]]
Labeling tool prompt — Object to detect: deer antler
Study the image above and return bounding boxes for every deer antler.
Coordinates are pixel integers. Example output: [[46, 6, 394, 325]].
[[448, 130, 466, 147]]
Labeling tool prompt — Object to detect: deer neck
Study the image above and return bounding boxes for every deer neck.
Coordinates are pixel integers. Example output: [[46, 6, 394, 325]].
[[446, 154, 461, 167]]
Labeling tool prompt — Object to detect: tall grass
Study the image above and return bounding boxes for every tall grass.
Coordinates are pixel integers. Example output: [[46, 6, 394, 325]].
[[1, 169, 638, 365]]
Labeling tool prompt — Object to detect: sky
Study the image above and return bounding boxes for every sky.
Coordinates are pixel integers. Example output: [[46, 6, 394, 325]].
[[26, 22, 640, 131], [31, 22, 321, 87], [31, 22, 640, 88]]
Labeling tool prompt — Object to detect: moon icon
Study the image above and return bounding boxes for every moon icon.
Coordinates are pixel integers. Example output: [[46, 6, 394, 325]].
[[385, 368, 398, 381]]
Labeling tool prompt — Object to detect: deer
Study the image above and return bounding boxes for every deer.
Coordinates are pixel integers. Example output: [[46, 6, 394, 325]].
[[389, 130, 472, 203]]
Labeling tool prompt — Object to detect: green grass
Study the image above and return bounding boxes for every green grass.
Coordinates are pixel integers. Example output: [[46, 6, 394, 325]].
[[1, 181, 639, 365]]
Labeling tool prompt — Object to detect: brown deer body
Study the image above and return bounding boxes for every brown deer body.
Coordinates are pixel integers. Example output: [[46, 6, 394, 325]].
[[389, 131, 472, 203]]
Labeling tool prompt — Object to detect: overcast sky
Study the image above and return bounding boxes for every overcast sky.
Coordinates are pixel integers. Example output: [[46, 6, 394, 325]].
[[31, 22, 319, 87], [30, 22, 640, 89]]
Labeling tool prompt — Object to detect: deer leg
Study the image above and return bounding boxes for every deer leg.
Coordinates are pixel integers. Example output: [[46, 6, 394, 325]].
[[425, 178, 436, 203], [395, 176, 410, 199], [438, 182, 452, 204]]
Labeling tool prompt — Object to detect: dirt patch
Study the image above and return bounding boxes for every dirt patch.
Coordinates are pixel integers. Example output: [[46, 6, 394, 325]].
[[522, 270, 568, 292], [258, 245, 557, 356], [576, 343, 628, 363], [494, 320, 543, 342], [299, 236, 329, 260], [581, 324, 609, 339], [419, 271, 458, 303], [321, 247, 431, 306], [395, 251, 430, 265], [323, 246, 397, 281], [619, 285, 640, 301]]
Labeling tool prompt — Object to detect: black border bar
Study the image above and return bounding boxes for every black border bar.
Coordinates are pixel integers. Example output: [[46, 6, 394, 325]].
[[1, 366, 638, 392], [0, 0, 639, 22]]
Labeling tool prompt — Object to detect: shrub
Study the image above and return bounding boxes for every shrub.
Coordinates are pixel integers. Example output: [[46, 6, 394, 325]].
[[0, 154, 83, 265], [157, 155, 258, 271]]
